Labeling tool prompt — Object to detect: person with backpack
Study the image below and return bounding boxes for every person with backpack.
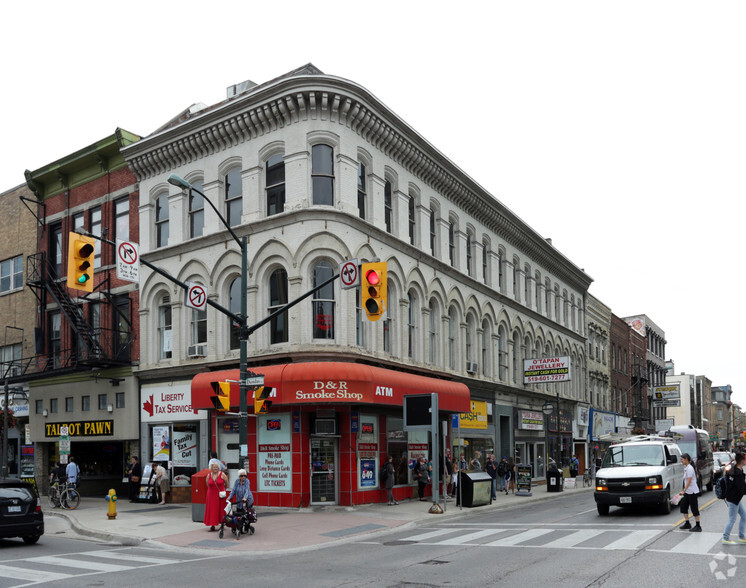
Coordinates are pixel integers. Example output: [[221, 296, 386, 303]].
[[382, 456, 397, 505], [569, 454, 580, 478], [497, 457, 509, 493], [721, 452, 746, 545]]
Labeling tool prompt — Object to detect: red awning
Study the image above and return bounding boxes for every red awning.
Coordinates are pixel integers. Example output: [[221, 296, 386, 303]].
[[191, 362, 470, 413]]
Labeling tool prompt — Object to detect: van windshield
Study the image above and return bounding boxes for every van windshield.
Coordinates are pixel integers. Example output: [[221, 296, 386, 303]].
[[602, 445, 665, 468]]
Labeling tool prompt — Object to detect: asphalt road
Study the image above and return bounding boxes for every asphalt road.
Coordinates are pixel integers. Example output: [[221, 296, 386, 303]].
[[2, 493, 745, 587]]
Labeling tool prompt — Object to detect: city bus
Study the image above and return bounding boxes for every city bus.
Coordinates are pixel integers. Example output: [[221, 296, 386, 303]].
[[663, 425, 714, 492]]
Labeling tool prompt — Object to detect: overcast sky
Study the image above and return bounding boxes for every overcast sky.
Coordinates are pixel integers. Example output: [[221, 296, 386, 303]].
[[3, 2, 744, 410]]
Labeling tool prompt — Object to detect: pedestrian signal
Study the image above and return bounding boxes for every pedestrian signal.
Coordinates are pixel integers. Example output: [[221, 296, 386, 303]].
[[254, 386, 273, 414], [361, 262, 387, 321], [210, 381, 231, 411], [66, 232, 96, 292]]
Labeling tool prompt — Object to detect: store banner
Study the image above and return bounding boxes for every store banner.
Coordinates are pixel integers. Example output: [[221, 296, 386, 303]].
[[459, 401, 488, 429], [153, 426, 170, 461], [140, 382, 208, 423], [359, 458, 376, 488]]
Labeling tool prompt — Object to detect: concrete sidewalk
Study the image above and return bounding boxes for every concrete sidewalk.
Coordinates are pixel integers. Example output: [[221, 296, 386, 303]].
[[46, 484, 594, 555]]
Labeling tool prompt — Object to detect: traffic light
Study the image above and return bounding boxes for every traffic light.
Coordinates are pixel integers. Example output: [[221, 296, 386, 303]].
[[254, 386, 273, 414], [210, 381, 231, 411], [66, 232, 96, 292], [361, 262, 387, 321]]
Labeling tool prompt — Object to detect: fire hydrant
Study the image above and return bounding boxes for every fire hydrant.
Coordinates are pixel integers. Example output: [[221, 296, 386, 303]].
[[105, 488, 117, 519]]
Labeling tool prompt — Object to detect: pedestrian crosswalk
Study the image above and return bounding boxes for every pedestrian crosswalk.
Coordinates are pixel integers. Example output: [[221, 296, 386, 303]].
[[398, 525, 746, 557], [0, 547, 215, 587]]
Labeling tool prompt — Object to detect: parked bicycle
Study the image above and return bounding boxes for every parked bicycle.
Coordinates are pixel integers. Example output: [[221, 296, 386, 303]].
[[48, 482, 80, 510]]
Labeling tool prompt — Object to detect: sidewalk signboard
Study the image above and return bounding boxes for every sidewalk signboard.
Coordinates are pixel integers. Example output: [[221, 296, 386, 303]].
[[515, 463, 532, 496]]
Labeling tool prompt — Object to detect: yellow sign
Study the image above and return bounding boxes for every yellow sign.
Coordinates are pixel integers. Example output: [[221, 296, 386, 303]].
[[459, 401, 488, 430]]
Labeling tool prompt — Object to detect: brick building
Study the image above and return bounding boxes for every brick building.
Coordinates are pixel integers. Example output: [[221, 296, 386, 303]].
[[21, 129, 142, 494]]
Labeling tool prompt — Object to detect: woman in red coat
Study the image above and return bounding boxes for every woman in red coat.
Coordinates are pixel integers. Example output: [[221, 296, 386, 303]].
[[204, 461, 228, 530]]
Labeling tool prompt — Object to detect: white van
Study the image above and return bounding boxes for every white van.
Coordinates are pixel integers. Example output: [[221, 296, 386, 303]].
[[594, 435, 684, 516]]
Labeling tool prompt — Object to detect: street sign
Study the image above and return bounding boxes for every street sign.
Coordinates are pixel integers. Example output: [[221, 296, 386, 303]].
[[186, 282, 208, 311], [339, 259, 360, 289], [242, 376, 265, 387], [116, 239, 140, 282]]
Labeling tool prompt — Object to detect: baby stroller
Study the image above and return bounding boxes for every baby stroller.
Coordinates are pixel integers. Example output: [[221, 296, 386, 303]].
[[218, 501, 257, 539]]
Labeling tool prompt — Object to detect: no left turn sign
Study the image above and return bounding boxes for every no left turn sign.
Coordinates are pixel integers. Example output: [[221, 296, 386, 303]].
[[339, 259, 360, 289], [186, 282, 208, 311]]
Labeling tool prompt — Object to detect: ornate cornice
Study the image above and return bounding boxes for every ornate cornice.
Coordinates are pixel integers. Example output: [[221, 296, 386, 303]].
[[123, 74, 591, 290]]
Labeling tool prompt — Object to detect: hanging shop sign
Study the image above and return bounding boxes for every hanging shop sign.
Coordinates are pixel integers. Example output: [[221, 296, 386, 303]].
[[518, 410, 544, 431]]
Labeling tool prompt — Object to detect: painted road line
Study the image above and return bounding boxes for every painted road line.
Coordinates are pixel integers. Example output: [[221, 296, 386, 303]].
[[602, 530, 662, 550], [668, 532, 723, 555], [406, 528, 464, 542], [436, 529, 509, 545], [27, 555, 133, 573], [484, 528, 554, 546], [540, 529, 607, 549], [0, 564, 71, 582]]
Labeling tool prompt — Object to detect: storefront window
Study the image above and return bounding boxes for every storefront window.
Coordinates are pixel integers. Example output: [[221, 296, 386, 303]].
[[408, 430, 429, 484], [386, 416, 409, 485], [171, 423, 198, 486]]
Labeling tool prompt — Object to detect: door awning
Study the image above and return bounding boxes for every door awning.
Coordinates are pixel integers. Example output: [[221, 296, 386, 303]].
[[191, 362, 470, 413]]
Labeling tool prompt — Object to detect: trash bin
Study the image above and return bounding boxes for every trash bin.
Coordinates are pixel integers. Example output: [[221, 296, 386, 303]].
[[458, 471, 493, 506], [191, 468, 210, 522], [546, 468, 564, 492]]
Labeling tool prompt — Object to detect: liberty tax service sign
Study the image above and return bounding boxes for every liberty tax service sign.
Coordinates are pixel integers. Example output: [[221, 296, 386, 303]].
[[257, 413, 292, 492], [140, 383, 208, 423]]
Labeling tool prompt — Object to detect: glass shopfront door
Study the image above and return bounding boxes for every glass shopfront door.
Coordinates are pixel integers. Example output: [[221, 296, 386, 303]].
[[311, 437, 337, 504]]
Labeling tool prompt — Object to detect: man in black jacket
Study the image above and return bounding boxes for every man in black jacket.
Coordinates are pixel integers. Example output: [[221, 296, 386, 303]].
[[128, 456, 142, 502]]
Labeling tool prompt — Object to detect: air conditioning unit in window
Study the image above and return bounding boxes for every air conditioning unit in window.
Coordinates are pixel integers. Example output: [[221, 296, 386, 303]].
[[313, 418, 338, 435], [466, 361, 478, 374], [187, 344, 207, 358]]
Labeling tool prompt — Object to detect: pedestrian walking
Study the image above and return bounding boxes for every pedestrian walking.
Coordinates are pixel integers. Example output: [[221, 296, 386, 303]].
[[127, 456, 142, 502], [451, 461, 459, 500], [384, 456, 398, 505], [152, 461, 170, 505], [65, 457, 80, 487], [506, 457, 516, 494], [470, 451, 483, 471], [722, 452, 746, 545], [485, 454, 498, 499], [569, 454, 579, 478], [414, 456, 431, 501], [204, 460, 229, 531], [678, 453, 702, 532]]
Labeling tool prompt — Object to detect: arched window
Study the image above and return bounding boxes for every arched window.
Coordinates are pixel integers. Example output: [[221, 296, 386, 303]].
[[190, 284, 207, 347], [312, 261, 335, 339], [266, 154, 285, 216], [428, 299, 438, 364], [155, 192, 169, 248], [225, 167, 242, 227], [497, 325, 507, 381], [408, 193, 416, 246], [448, 220, 456, 267], [312, 144, 334, 205], [268, 268, 288, 344], [229, 278, 241, 350], [356, 288, 366, 347], [383, 281, 395, 354], [512, 332, 521, 384], [407, 291, 417, 359], [357, 161, 367, 219], [158, 294, 172, 360], [482, 320, 491, 377], [384, 180, 393, 234], [448, 307, 458, 370], [189, 180, 204, 239], [466, 228, 475, 277], [429, 207, 438, 257]]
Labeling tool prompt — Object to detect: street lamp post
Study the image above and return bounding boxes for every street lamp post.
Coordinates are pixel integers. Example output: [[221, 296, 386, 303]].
[[167, 174, 251, 468], [2, 381, 28, 478], [542, 391, 561, 466]]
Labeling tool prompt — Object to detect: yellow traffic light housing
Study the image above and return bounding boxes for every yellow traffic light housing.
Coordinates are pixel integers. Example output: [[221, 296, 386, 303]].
[[254, 386, 273, 414], [361, 262, 387, 321], [66, 232, 96, 292], [210, 381, 231, 411]]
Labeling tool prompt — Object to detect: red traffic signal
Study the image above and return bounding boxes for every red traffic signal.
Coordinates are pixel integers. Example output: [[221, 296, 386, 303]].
[[361, 262, 387, 321]]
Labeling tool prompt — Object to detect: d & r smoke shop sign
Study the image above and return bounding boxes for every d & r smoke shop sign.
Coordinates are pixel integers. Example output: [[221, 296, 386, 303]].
[[45, 421, 113, 437]]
